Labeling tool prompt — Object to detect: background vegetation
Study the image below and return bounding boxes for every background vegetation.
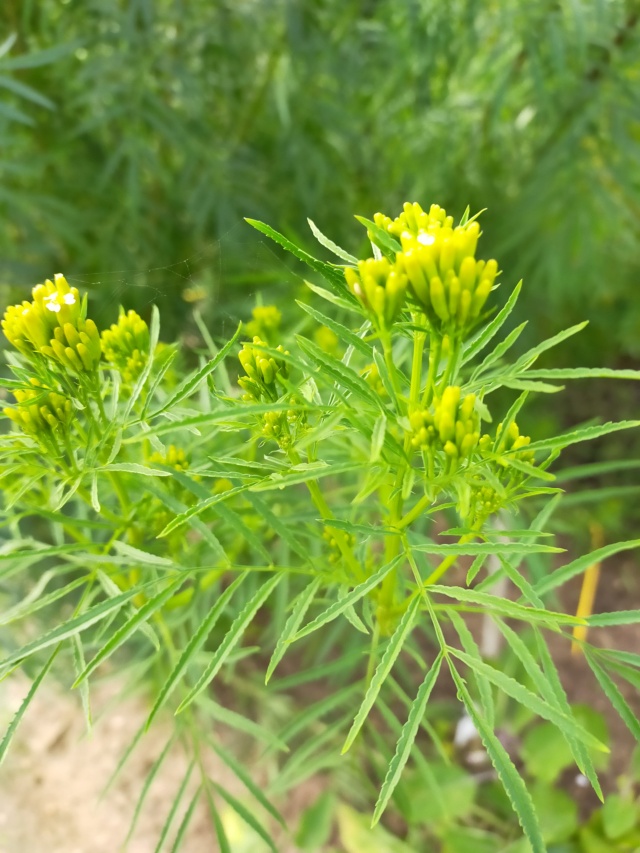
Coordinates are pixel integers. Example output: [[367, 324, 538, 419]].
[[2, 0, 640, 359]]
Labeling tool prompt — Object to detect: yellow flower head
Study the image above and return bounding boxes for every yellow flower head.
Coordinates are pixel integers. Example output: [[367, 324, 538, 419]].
[[2, 274, 101, 372], [3, 378, 72, 437]]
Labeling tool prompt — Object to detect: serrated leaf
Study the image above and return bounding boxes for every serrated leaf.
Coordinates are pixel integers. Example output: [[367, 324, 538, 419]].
[[307, 218, 358, 263], [0, 647, 58, 765], [449, 664, 545, 853], [296, 300, 370, 355], [296, 335, 383, 410], [411, 541, 563, 556], [534, 539, 640, 595], [343, 597, 421, 755], [292, 556, 402, 643], [212, 742, 285, 827], [523, 420, 640, 454], [245, 218, 349, 295], [266, 577, 321, 683], [157, 484, 247, 537], [213, 782, 277, 853], [450, 649, 608, 753], [176, 574, 282, 713], [146, 573, 248, 728], [150, 322, 242, 417], [0, 583, 151, 668], [370, 414, 386, 463], [73, 575, 185, 686], [462, 281, 522, 364], [372, 652, 444, 825], [585, 651, 640, 741], [153, 761, 195, 853]]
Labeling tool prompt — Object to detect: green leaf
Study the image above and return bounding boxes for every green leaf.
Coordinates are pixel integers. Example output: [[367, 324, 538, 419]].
[[245, 218, 349, 295], [0, 74, 55, 109], [307, 218, 358, 263], [587, 610, 640, 627], [584, 648, 640, 741], [296, 300, 370, 355], [157, 484, 247, 537], [429, 585, 581, 627], [170, 786, 201, 853], [0, 647, 58, 765], [534, 540, 640, 595], [0, 583, 151, 669], [412, 541, 563, 556], [248, 461, 362, 493], [212, 742, 285, 827], [124, 733, 176, 844], [523, 420, 640, 454], [146, 573, 248, 727], [153, 761, 195, 853], [448, 610, 494, 726], [354, 215, 402, 258], [213, 782, 277, 853], [292, 556, 402, 642], [342, 597, 421, 754], [372, 652, 443, 825], [524, 367, 640, 381], [266, 577, 321, 683], [449, 649, 609, 753], [462, 281, 522, 364], [601, 793, 638, 840], [370, 414, 387, 463], [449, 663, 545, 853], [176, 574, 282, 713], [296, 334, 384, 410], [150, 322, 242, 416], [295, 791, 336, 851], [73, 575, 185, 686], [511, 322, 589, 372]]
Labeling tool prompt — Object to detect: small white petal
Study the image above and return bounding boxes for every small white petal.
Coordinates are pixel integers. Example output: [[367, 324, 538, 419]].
[[63, 293, 76, 305], [417, 233, 435, 246], [46, 302, 61, 313]]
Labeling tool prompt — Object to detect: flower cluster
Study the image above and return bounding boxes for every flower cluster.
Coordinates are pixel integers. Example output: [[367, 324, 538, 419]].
[[495, 420, 534, 463], [101, 309, 150, 383], [3, 379, 72, 440], [348, 202, 499, 338], [410, 386, 480, 461], [238, 337, 289, 402], [149, 444, 190, 472], [344, 258, 407, 331], [2, 274, 101, 372]]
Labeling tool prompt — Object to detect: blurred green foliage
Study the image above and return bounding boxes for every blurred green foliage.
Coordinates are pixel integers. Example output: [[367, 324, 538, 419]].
[[1, 0, 640, 356]]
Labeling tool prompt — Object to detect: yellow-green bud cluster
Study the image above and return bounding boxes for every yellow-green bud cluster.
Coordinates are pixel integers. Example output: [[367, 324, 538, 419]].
[[470, 484, 502, 522], [245, 305, 282, 343], [3, 379, 72, 437], [374, 202, 453, 239], [367, 202, 499, 337], [397, 222, 497, 336], [344, 257, 407, 329], [101, 309, 150, 382], [323, 527, 356, 565], [496, 421, 534, 463], [149, 444, 189, 471], [410, 386, 480, 460], [238, 337, 289, 402], [2, 274, 101, 371]]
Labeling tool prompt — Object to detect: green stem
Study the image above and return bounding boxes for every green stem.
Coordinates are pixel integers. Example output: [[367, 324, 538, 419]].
[[288, 448, 364, 581], [381, 332, 404, 413], [422, 336, 442, 407]]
